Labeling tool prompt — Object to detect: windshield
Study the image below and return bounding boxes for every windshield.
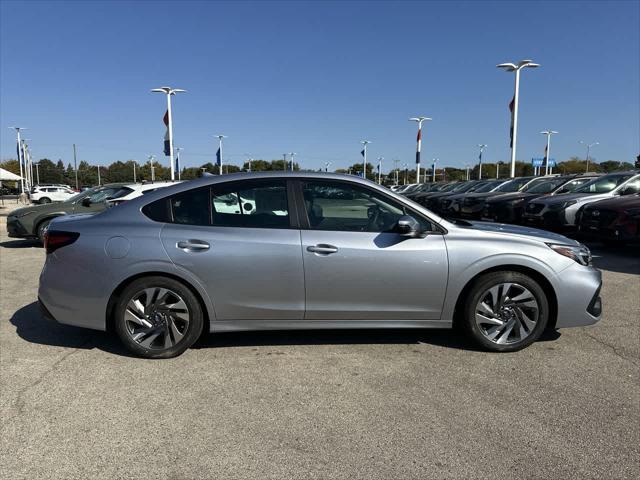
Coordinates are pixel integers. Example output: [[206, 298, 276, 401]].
[[67, 185, 133, 203], [554, 177, 595, 194], [527, 178, 568, 194], [473, 181, 503, 193], [574, 174, 635, 193], [495, 177, 534, 193]]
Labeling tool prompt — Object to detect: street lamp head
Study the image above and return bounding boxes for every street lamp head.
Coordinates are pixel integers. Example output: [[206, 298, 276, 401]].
[[409, 116, 432, 123], [496, 62, 517, 71], [540, 130, 559, 135], [215, 134, 227, 139], [151, 87, 186, 95], [361, 140, 371, 145], [170, 89, 186, 95]]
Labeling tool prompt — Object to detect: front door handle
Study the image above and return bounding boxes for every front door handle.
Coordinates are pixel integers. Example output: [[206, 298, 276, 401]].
[[177, 239, 210, 252], [307, 244, 338, 255]]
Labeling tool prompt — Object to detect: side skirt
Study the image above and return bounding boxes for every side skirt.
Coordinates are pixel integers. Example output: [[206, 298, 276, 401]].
[[211, 319, 453, 332]]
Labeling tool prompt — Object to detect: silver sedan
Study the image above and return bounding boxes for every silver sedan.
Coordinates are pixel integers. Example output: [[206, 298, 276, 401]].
[[38, 173, 602, 358]]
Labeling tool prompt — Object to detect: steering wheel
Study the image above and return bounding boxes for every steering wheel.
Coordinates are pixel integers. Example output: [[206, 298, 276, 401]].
[[366, 205, 382, 231]]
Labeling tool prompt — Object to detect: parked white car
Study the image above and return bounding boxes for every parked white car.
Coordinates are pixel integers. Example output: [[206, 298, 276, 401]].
[[106, 182, 178, 205], [31, 186, 76, 204]]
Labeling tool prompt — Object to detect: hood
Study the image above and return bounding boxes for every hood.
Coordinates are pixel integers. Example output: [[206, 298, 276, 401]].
[[461, 220, 579, 245], [8, 202, 69, 217], [583, 194, 640, 211], [532, 192, 591, 205], [486, 192, 535, 204]]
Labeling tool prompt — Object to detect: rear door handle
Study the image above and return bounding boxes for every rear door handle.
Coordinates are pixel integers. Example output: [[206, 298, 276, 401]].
[[177, 239, 210, 252], [307, 244, 338, 255]]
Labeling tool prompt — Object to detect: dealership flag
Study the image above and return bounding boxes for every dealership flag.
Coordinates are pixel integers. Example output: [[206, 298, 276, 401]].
[[416, 127, 422, 164], [163, 110, 170, 156], [360, 149, 365, 158], [175, 149, 180, 173], [543, 143, 548, 166], [509, 95, 515, 148], [216, 147, 221, 166]]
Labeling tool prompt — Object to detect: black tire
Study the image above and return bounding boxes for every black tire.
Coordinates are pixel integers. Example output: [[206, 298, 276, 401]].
[[114, 276, 204, 359], [39, 197, 51, 204], [36, 219, 52, 244], [461, 271, 549, 352]]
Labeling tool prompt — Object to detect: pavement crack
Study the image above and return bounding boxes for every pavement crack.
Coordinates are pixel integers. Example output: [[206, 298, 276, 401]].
[[11, 339, 92, 418], [583, 331, 639, 367]]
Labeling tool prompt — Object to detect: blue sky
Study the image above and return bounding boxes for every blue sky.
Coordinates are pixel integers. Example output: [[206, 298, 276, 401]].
[[1, 0, 638, 172]]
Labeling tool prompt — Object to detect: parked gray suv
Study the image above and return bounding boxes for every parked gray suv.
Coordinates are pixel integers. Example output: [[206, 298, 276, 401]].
[[38, 173, 602, 358]]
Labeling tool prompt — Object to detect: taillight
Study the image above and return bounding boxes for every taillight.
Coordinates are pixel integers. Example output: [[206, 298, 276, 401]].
[[44, 230, 80, 254]]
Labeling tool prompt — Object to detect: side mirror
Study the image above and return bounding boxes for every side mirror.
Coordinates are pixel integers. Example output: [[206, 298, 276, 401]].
[[395, 215, 423, 237], [81, 197, 92, 207]]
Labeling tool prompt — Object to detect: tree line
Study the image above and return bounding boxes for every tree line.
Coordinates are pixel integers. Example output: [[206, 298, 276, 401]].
[[0, 156, 636, 188]]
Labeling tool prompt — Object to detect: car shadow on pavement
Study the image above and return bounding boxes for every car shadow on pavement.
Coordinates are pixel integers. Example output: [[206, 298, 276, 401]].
[[10, 302, 132, 357], [0, 239, 41, 249], [12, 301, 562, 356], [587, 245, 640, 275]]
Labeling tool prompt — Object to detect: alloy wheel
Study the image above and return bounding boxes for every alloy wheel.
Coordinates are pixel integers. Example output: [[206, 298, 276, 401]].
[[474, 282, 539, 345], [124, 287, 191, 350]]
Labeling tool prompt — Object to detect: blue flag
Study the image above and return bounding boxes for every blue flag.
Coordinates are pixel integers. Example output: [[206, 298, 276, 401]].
[[216, 148, 221, 166]]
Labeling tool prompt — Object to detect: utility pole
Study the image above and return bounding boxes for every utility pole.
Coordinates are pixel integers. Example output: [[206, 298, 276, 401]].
[[409, 116, 432, 184], [73, 143, 79, 190], [282, 153, 288, 171], [289, 152, 296, 171]]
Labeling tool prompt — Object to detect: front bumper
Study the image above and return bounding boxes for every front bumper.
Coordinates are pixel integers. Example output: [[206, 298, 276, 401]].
[[553, 263, 602, 328], [6, 216, 31, 238]]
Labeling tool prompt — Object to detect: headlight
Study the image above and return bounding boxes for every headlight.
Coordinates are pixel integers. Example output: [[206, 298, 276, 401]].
[[549, 200, 577, 210], [14, 211, 35, 218], [547, 243, 592, 266], [623, 208, 640, 218]]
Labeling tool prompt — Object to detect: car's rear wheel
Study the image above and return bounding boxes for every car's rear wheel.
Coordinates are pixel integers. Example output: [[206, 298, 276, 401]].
[[114, 276, 204, 359], [462, 271, 549, 352], [39, 197, 51, 204]]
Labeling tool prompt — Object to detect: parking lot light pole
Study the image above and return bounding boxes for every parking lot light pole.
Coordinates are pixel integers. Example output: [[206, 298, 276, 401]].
[[148, 155, 156, 182], [580, 141, 599, 173], [151, 87, 186, 182], [97, 165, 101, 186], [497, 60, 540, 178], [432, 158, 438, 182], [409, 116, 431, 183], [360, 140, 370, 180], [540, 130, 558, 175], [477, 144, 487, 180], [215, 135, 227, 175], [10, 127, 26, 194], [325, 162, 332, 172], [289, 152, 297, 171]]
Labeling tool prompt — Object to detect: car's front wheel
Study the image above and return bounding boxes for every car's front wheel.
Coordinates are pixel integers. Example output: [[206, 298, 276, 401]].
[[114, 276, 204, 358], [462, 271, 549, 352], [39, 197, 51, 204]]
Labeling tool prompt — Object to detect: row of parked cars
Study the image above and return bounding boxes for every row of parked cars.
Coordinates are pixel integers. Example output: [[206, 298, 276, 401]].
[[391, 171, 640, 245], [7, 182, 174, 242]]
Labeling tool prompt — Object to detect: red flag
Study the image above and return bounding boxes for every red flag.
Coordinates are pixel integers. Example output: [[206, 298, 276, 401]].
[[416, 128, 422, 142], [163, 110, 170, 156]]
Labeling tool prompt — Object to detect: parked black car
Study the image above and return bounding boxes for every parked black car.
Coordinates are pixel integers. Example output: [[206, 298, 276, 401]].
[[483, 175, 599, 224], [439, 180, 507, 217], [578, 194, 640, 245], [415, 181, 479, 211]]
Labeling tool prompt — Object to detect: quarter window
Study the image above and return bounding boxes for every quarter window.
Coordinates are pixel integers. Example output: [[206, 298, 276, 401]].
[[170, 188, 210, 226]]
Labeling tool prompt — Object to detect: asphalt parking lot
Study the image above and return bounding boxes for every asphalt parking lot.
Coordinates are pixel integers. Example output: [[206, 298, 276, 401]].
[[1, 207, 638, 480]]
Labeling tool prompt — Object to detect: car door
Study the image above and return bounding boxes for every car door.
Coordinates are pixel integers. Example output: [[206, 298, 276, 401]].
[[159, 178, 305, 321], [297, 179, 448, 321]]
